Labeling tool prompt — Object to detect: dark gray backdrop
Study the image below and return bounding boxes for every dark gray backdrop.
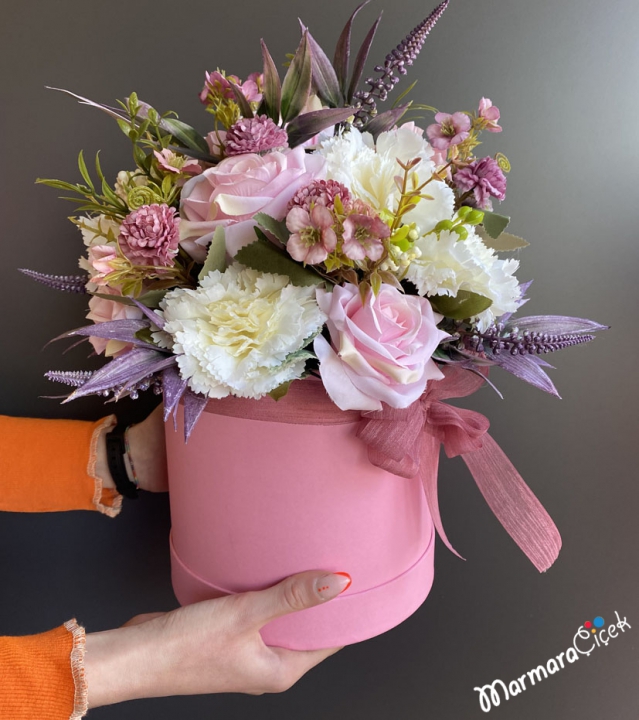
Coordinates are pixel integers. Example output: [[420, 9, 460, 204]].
[[1, 0, 638, 718]]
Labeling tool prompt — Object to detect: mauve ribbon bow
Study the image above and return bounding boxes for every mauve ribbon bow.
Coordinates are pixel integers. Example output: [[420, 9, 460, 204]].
[[357, 366, 562, 572]]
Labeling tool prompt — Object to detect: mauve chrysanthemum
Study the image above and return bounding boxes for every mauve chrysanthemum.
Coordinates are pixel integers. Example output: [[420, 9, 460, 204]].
[[225, 115, 289, 156], [118, 203, 180, 267], [454, 157, 507, 210], [426, 111, 471, 150], [288, 179, 352, 212]]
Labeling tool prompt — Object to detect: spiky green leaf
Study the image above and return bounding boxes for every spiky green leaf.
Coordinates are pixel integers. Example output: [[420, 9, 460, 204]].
[[280, 33, 313, 123]]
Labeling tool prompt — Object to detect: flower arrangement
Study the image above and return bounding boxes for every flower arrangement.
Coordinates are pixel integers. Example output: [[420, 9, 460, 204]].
[[24, 0, 606, 444]]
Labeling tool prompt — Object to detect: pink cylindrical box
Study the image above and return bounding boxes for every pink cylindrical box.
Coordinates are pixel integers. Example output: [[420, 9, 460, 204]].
[[165, 379, 436, 650]]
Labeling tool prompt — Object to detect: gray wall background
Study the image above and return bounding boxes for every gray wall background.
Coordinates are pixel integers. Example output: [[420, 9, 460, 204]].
[[1, 0, 638, 718]]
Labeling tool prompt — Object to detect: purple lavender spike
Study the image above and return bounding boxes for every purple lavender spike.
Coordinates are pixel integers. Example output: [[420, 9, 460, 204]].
[[64, 348, 176, 402], [130, 297, 166, 330], [45, 369, 95, 387], [183, 389, 209, 442], [493, 352, 560, 398], [20, 268, 88, 294], [162, 365, 188, 426], [353, 1, 449, 127]]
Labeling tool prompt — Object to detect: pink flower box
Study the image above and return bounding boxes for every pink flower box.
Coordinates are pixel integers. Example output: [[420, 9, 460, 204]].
[[166, 380, 436, 650]]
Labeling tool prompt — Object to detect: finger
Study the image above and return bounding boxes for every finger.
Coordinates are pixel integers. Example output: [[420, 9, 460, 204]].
[[121, 612, 166, 627], [248, 570, 352, 628]]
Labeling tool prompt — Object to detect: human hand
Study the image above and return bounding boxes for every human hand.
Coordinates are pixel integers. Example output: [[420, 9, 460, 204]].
[[84, 569, 350, 707]]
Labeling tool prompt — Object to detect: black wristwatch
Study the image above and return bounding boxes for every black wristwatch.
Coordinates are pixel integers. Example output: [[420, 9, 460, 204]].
[[105, 423, 139, 499]]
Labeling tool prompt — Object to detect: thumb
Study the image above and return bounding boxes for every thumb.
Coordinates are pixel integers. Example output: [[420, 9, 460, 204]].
[[249, 570, 352, 629]]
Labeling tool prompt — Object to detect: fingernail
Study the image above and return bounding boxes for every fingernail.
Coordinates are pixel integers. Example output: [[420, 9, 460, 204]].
[[315, 572, 352, 601]]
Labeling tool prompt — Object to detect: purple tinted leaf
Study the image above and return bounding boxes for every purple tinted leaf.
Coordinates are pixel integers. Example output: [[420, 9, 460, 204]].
[[347, 13, 383, 103], [19, 268, 88, 294], [259, 40, 282, 123], [54, 319, 157, 349], [301, 25, 342, 107], [362, 105, 409, 138], [130, 298, 166, 330], [228, 80, 254, 119], [183, 389, 209, 442], [64, 349, 176, 401], [46, 87, 128, 122], [333, 1, 371, 95], [162, 365, 188, 425], [512, 315, 609, 335], [527, 355, 555, 369], [286, 107, 356, 147], [493, 352, 560, 398]]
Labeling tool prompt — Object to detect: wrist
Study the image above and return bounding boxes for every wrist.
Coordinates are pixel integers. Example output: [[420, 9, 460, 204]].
[[85, 624, 160, 708]]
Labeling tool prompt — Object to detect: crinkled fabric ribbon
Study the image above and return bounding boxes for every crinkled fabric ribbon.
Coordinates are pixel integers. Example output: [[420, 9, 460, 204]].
[[357, 366, 562, 572]]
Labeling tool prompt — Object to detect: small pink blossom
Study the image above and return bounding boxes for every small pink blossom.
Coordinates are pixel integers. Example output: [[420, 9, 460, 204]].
[[118, 204, 180, 267], [286, 205, 337, 265], [205, 130, 227, 158], [426, 111, 471, 150], [199, 70, 263, 105], [225, 115, 289, 156], [454, 157, 507, 210], [288, 179, 351, 212], [154, 149, 202, 176], [87, 244, 118, 285], [86, 288, 144, 356], [341, 212, 389, 262], [478, 98, 502, 132]]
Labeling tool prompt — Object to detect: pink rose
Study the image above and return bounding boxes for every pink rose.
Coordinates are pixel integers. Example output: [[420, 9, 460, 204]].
[[87, 244, 118, 285], [86, 288, 144, 357], [179, 146, 326, 260], [314, 284, 449, 411]]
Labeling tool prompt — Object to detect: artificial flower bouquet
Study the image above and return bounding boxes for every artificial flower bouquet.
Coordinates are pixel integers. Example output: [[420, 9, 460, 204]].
[[24, 0, 606, 649]]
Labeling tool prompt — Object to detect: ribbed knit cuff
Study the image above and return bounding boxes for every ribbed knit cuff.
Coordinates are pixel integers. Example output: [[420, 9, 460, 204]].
[[63, 620, 88, 720], [88, 415, 123, 518]]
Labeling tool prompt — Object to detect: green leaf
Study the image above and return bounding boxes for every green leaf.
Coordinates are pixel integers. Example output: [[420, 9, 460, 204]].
[[235, 229, 325, 286], [139, 289, 169, 308], [159, 118, 209, 154], [429, 290, 493, 320], [135, 327, 158, 345], [91, 292, 136, 307], [198, 226, 227, 280], [280, 33, 312, 123], [254, 212, 290, 244], [481, 211, 510, 239], [476, 226, 529, 251], [259, 40, 282, 123], [77, 151, 95, 192], [268, 381, 292, 401]]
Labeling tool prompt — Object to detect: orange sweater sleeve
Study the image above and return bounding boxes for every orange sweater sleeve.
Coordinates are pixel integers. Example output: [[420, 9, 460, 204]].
[[0, 415, 122, 517], [0, 620, 87, 720]]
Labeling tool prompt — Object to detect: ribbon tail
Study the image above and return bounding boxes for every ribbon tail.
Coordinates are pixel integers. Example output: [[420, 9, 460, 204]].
[[462, 433, 562, 573], [420, 432, 465, 561]]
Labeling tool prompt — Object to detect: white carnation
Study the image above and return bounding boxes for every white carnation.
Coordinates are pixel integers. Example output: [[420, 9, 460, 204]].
[[72, 214, 121, 248], [156, 264, 326, 399], [405, 228, 521, 331], [319, 126, 454, 235]]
